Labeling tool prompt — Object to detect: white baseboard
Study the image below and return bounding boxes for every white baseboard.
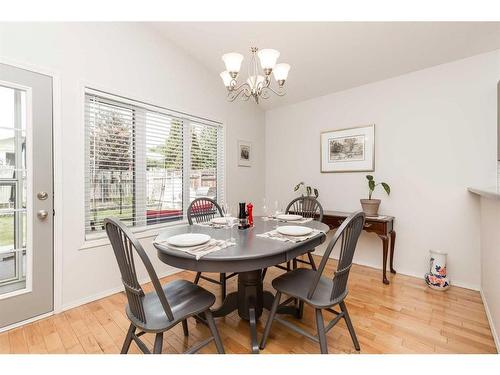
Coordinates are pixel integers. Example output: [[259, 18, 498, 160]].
[[0, 267, 180, 334], [312, 249, 480, 291], [0, 311, 54, 334], [480, 289, 499, 353], [60, 267, 180, 312]]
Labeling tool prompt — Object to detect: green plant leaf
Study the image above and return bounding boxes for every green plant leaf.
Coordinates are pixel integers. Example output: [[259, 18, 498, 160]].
[[366, 175, 373, 181], [306, 186, 312, 196], [313, 188, 319, 198], [381, 182, 391, 195], [368, 180, 375, 191], [294, 182, 303, 191]]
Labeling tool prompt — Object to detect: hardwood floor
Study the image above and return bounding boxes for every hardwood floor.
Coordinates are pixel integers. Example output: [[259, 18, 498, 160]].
[[0, 256, 497, 354]]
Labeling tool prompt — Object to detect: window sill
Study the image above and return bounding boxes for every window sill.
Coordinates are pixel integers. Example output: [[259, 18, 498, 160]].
[[80, 220, 189, 251]]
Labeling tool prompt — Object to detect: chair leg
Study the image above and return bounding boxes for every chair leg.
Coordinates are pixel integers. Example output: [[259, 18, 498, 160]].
[[315, 309, 328, 354], [293, 258, 297, 269], [194, 272, 201, 284], [340, 301, 360, 351], [307, 252, 317, 270], [297, 300, 305, 319], [121, 323, 135, 354], [205, 310, 225, 354], [261, 268, 267, 281], [259, 291, 281, 350], [286, 261, 291, 271], [153, 332, 163, 354], [220, 273, 226, 300], [182, 319, 189, 336]]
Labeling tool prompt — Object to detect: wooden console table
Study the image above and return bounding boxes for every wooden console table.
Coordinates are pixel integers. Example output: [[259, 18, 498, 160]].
[[322, 211, 396, 284]]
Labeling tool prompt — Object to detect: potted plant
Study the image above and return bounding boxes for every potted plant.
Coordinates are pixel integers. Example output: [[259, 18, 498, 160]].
[[294, 181, 319, 198], [360, 175, 390, 216]]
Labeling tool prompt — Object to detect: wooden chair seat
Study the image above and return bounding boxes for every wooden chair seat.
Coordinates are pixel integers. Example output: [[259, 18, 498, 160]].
[[271, 269, 347, 309], [126, 279, 216, 333]]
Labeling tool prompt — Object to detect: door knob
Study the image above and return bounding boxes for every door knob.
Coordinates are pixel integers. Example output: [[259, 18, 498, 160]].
[[37, 192, 48, 200], [37, 210, 48, 220]]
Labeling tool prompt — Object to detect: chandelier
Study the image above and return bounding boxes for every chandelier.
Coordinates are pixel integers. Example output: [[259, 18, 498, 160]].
[[220, 47, 290, 104]]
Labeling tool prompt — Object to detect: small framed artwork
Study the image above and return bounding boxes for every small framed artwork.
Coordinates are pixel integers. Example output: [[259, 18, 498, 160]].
[[320, 124, 375, 173], [237, 140, 252, 167]]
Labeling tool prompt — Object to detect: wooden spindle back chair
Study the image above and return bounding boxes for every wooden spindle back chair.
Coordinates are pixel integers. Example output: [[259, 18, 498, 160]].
[[105, 217, 225, 354], [260, 211, 366, 354]]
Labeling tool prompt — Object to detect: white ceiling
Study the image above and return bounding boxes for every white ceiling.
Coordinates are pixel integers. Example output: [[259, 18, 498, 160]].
[[151, 22, 500, 110]]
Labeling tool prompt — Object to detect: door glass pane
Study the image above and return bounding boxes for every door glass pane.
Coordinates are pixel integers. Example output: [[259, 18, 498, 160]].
[[0, 211, 14, 249], [0, 84, 27, 296], [0, 251, 15, 280]]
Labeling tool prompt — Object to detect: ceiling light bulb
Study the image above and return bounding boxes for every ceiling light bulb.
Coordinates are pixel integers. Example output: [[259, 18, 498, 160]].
[[257, 49, 280, 72], [222, 53, 244, 75], [220, 71, 232, 87], [273, 63, 290, 82], [247, 75, 265, 89]]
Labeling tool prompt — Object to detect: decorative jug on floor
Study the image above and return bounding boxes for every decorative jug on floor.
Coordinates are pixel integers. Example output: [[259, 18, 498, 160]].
[[424, 250, 450, 291]]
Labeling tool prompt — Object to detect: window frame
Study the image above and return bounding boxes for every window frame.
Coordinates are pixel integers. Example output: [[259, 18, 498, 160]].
[[83, 88, 225, 243]]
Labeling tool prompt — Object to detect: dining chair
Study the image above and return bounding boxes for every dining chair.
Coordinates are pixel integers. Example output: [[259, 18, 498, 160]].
[[259, 211, 365, 354], [105, 217, 225, 354], [278, 196, 324, 272], [187, 197, 237, 300]]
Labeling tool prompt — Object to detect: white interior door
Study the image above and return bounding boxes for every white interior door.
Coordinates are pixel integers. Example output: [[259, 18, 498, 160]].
[[0, 63, 53, 329]]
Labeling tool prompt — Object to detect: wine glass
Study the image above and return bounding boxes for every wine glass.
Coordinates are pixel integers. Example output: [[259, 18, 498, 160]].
[[221, 202, 230, 220], [221, 202, 235, 242], [261, 198, 270, 218], [274, 200, 283, 217]]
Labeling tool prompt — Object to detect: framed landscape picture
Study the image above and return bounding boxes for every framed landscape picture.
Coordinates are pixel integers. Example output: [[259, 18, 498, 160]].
[[238, 140, 252, 167], [320, 124, 375, 172]]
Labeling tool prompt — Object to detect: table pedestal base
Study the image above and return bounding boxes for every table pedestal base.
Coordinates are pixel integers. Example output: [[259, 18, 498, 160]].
[[209, 269, 297, 354]]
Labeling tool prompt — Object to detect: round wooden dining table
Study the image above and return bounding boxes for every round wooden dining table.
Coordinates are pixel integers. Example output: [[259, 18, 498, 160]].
[[154, 216, 329, 353]]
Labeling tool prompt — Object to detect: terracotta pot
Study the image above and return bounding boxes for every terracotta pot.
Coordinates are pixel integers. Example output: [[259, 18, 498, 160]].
[[360, 199, 381, 216]]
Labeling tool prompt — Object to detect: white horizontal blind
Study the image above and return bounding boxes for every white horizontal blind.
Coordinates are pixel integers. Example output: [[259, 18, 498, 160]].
[[85, 95, 136, 233], [189, 121, 218, 203], [84, 90, 223, 238], [217, 123, 225, 205]]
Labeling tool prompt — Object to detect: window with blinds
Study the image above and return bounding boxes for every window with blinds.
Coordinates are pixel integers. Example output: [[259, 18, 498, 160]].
[[84, 89, 224, 238]]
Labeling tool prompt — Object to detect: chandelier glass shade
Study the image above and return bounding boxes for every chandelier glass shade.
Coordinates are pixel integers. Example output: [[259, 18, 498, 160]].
[[220, 47, 290, 103]]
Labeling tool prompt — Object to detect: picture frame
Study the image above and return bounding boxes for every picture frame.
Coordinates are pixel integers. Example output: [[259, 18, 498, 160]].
[[320, 124, 375, 173], [237, 140, 252, 167]]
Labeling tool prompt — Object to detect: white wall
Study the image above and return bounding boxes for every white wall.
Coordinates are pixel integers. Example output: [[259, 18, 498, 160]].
[[0, 22, 497, 311], [265, 50, 500, 289], [478, 196, 500, 349], [0, 23, 266, 308]]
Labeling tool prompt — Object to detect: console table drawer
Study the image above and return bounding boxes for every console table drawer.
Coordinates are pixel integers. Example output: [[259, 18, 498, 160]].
[[363, 221, 386, 233], [324, 216, 386, 234], [323, 216, 345, 229]]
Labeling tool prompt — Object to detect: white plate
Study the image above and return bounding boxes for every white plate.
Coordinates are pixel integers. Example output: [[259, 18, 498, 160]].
[[277, 225, 313, 237], [166, 233, 211, 247], [211, 217, 234, 225], [276, 214, 303, 221]]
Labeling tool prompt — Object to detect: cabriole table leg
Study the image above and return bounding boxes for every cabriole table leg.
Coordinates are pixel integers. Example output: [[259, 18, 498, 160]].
[[378, 234, 390, 285], [390, 230, 397, 274]]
